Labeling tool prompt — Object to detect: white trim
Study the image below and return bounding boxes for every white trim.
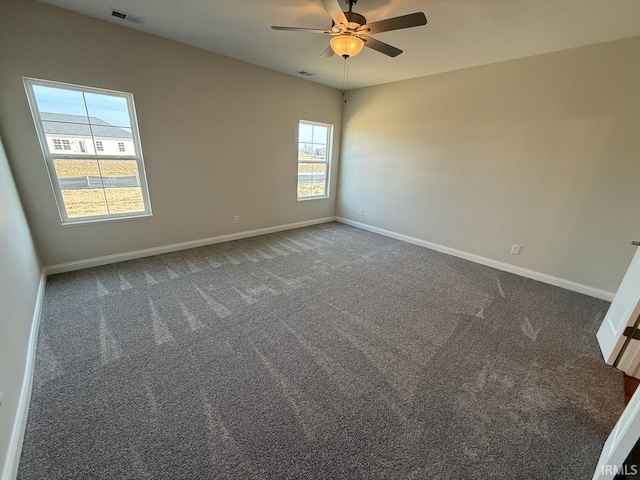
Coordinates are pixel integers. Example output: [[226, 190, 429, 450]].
[[335, 217, 615, 302], [2, 271, 46, 480], [45, 217, 336, 275], [296, 120, 333, 201]]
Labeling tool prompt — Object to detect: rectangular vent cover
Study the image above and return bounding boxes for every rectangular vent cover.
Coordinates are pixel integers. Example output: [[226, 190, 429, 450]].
[[111, 9, 145, 24]]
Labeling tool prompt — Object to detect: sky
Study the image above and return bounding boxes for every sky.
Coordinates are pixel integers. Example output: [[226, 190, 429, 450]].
[[299, 123, 328, 144], [33, 84, 131, 128]]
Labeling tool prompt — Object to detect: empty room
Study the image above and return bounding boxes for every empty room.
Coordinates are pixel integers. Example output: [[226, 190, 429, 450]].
[[2, 0, 640, 478]]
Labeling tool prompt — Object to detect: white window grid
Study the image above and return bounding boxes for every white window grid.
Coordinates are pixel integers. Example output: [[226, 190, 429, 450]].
[[96, 141, 104, 152], [23, 77, 153, 225], [297, 120, 332, 201]]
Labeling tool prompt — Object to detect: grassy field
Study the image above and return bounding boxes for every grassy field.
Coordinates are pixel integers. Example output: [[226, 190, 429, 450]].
[[54, 159, 138, 177], [61, 188, 144, 217], [54, 159, 144, 217], [297, 182, 326, 198], [297, 162, 326, 197]]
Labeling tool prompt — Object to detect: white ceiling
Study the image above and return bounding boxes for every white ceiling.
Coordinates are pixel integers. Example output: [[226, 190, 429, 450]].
[[39, 0, 640, 89]]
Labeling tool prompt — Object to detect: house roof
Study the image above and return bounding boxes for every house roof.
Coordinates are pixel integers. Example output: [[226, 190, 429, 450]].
[[40, 112, 132, 139]]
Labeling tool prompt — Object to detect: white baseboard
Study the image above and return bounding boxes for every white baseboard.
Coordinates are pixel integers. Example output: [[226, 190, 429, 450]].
[[336, 217, 615, 302], [45, 217, 336, 275], [2, 271, 46, 480]]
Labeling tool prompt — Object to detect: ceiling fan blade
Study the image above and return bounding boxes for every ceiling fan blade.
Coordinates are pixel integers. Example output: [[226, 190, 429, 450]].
[[321, 45, 335, 58], [321, 0, 348, 29], [271, 26, 334, 34], [360, 36, 403, 57], [360, 12, 427, 35]]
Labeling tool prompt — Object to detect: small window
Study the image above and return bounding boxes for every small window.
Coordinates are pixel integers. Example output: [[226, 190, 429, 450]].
[[24, 78, 152, 224], [297, 120, 332, 200]]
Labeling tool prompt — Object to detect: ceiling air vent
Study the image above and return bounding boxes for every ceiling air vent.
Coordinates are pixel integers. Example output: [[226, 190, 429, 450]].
[[110, 8, 145, 24], [297, 71, 316, 77]]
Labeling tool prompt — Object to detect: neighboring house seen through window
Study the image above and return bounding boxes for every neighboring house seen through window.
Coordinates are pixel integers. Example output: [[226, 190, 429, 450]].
[[297, 120, 332, 200], [24, 77, 152, 223]]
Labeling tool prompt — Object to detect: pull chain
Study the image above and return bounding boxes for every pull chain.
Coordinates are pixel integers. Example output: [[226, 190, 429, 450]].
[[342, 56, 350, 103]]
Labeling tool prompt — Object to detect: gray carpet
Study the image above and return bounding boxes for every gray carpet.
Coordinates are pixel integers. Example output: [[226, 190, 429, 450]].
[[18, 222, 623, 479]]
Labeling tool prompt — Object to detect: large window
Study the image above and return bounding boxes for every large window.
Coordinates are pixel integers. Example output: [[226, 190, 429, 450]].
[[24, 78, 152, 224], [297, 120, 332, 200]]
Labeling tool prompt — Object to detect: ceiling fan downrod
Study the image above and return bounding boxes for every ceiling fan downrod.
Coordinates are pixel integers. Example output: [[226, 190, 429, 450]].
[[343, 0, 366, 30]]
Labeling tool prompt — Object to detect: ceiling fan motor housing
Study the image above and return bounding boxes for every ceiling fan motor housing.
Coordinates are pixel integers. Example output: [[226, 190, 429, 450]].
[[344, 11, 366, 29]]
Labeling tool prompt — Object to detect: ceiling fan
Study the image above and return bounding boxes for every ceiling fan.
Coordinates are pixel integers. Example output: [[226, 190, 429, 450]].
[[271, 0, 427, 58]]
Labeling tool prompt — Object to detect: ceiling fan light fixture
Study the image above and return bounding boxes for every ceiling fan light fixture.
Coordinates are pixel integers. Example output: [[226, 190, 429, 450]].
[[330, 35, 364, 58]]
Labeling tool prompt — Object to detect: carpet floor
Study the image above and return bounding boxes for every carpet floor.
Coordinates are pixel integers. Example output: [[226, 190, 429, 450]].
[[18, 222, 623, 479]]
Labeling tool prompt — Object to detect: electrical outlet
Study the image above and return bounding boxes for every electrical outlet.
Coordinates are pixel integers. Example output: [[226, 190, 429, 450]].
[[511, 244, 521, 255], [234, 216, 240, 224], [358, 209, 364, 216]]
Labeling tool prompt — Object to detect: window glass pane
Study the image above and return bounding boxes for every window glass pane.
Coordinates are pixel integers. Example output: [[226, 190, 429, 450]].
[[84, 92, 131, 128], [297, 162, 313, 198], [26, 78, 151, 223], [54, 159, 108, 217], [312, 163, 327, 196], [98, 160, 144, 213], [299, 123, 313, 143], [312, 125, 328, 144], [32, 85, 87, 119], [34, 86, 134, 157], [297, 121, 331, 200]]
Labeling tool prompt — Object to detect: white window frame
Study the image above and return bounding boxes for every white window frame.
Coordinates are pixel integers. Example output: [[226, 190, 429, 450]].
[[95, 140, 104, 152], [61, 139, 71, 151], [53, 139, 62, 150], [297, 120, 332, 201], [118, 142, 125, 152], [23, 77, 153, 225]]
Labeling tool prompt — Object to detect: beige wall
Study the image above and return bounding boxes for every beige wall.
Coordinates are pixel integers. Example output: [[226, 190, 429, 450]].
[[0, 135, 42, 476], [337, 36, 640, 293], [0, 0, 342, 267]]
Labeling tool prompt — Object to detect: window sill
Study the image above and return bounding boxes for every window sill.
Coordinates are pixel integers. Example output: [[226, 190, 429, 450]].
[[297, 195, 329, 202], [61, 212, 153, 227]]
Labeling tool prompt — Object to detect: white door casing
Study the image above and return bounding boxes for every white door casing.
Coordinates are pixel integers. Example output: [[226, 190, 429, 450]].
[[597, 247, 640, 366], [593, 384, 640, 479]]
